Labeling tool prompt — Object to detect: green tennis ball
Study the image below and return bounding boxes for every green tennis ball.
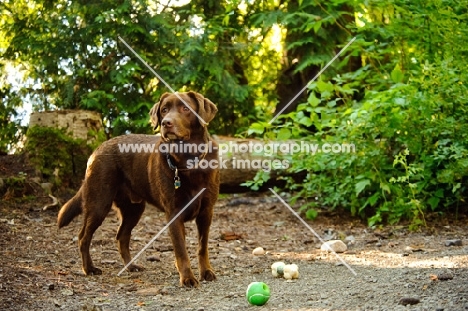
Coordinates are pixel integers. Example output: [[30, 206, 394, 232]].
[[246, 282, 270, 306]]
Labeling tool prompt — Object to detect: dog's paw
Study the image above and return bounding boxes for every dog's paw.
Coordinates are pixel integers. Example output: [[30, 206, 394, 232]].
[[200, 269, 216, 282], [180, 276, 200, 288], [127, 264, 145, 272], [84, 266, 102, 276]]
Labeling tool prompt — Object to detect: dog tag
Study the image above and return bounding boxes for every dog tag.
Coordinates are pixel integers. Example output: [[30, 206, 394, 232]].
[[174, 168, 181, 189], [174, 176, 181, 189]]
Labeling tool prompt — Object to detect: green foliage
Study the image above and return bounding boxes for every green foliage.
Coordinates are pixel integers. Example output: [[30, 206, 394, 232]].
[[24, 126, 93, 187], [245, 0, 468, 228], [0, 94, 25, 153], [0, 0, 284, 140]]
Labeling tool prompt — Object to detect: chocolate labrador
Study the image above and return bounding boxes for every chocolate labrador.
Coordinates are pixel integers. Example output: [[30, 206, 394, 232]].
[[57, 91, 219, 287]]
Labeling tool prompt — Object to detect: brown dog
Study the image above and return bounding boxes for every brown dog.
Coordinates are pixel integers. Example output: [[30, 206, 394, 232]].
[[57, 91, 219, 287]]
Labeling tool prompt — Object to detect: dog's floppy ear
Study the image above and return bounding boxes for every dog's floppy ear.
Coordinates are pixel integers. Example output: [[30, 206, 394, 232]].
[[149, 92, 171, 130], [187, 91, 218, 126]]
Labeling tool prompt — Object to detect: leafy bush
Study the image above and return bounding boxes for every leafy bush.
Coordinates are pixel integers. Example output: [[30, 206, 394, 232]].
[[245, 0, 468, 228], [24, 126, 94, 188], [248, 61, 467, 228]]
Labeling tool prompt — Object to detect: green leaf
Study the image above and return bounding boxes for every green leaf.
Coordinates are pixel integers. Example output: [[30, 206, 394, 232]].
[[305, 208, 318, 220], [248, 122, 266, 135], [368, 191, 380, 206], [434, 188, 444, 198], [317, 80, 334, 93], [222, 14, 230, 26], [313, 20, 322, 33], [355, 179, 371, 196], [391, 64, 404, 83], [298, 116, 313, 127], [427, 196, 440, 210], [380, 183, 391, 194], [276, 127, 291, 140], [308, 93, 321, 106]]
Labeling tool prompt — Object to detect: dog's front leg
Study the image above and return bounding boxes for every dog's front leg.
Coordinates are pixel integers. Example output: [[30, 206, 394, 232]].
[[196, 207, 216, 282], [168, 219, 198, 287]]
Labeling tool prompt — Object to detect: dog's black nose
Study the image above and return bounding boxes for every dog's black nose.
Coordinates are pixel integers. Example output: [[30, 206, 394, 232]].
[[162, 118, 173, 128]]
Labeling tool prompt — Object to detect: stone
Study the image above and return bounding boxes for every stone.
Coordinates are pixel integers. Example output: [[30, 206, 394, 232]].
[[136, 287, 161, 296], [437, 273, 454, 281], [146, 255, 161, 262], [252, 247, 265, 256], [321, 240, 347, 253], [398, 297, 420, 306], [445, 239, 463, 247]]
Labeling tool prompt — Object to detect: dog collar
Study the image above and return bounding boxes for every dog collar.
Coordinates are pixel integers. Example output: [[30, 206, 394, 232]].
[[163, 140, 209, 190]]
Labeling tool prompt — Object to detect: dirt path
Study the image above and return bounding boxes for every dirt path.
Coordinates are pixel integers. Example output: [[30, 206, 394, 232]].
[[1, 194, 467, 311]]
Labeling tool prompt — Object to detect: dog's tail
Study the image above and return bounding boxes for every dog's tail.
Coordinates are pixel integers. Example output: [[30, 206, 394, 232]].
[[57, 190, 83, 228]]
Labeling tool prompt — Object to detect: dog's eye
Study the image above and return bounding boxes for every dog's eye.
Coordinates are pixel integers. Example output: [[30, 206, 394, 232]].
[[161, 107, 168, 114], [183, 106, 190, 112]]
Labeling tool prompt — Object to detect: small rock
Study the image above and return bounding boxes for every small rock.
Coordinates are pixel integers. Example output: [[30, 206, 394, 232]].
[[159, 287, 171, 295], [252, 247, 265, 256], [437, 273, 454, 281], [136, 287, 160, 296], [82, 303, 102, 311], [344, 235, 355, 246], [398, 297, 420, 306], [158, 245, 173, 252], [388, 241, 398, 247], [445, 239, 463, 247], [61, 288, 74, 296], [323, 229, 336, 241], [321, 240, 347, 253], [227, 197, 255, 206], [146, 255, 161, 262], [405, 246, 414, 252]]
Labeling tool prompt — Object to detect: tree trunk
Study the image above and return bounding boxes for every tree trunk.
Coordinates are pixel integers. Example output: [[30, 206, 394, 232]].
[[214, 136, 296, 192]]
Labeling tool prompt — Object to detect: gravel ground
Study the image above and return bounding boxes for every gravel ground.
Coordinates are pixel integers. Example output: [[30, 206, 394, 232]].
[[1, 194, 467, 311]]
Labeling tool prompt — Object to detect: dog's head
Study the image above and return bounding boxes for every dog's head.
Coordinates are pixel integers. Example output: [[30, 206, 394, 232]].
[[149, 92, 218, 141]]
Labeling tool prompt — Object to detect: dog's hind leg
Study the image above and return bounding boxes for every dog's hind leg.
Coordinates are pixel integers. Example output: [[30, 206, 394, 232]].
[[114, 194, 146, 272], [78, 202, 113, 275]]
